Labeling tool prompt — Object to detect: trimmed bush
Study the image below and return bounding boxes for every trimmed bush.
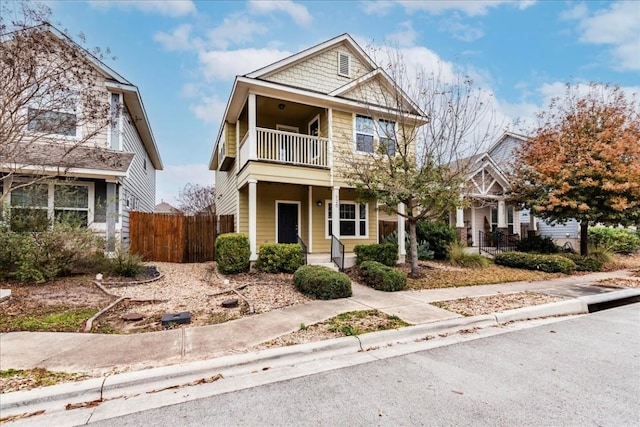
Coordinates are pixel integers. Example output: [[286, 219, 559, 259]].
[[354, 243, 398, 266], [215, 233, 251, 274], [256, 243, 303, 273], [358, 260, 406, 291], [563, 254, 605, 272], [495, 252, 576, 274], [107, 250, 144, 277], [416, 220, 456, 260], [293, 265, 352, 299], [588, 227, 640, 253], [516, 235, 560, 254]]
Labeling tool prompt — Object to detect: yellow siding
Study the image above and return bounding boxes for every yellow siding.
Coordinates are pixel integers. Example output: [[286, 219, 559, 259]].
[[226, 122, 236, 157], [263, 44, 372, 94], [215, 169, 236, 216], [254, 183, 308, 246], [239, 187, 248, 234]]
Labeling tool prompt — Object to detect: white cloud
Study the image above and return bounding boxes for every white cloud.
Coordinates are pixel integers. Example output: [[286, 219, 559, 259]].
[[247, 0, 312, 26], [88, 0, 196, 17], [563, 1, 640, 71], [360, 0, 396, 15], [198, 48, 291, 81], [156, 164, 214, 205], [397, 0, 536, 16], [442, 16, 485, 42], [207, 14, 269, 49], [154, 24, 201, 51], [190, 96, 227, 124], [386, 21, 418, 47]]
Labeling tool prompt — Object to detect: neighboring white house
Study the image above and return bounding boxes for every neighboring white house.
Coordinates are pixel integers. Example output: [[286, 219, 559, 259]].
[[0, 25, 163, 248], [453, 132, 580, 251]]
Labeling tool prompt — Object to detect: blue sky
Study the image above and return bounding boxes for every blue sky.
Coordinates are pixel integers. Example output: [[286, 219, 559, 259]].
[[46, 0, 640, 204]]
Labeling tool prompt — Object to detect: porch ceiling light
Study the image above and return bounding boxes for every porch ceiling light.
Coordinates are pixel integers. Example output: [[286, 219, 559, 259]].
[[278, 103, 285, 110]]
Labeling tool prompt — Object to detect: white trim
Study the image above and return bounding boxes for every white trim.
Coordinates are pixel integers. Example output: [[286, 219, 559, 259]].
[[307, 186, 313, 252], [248, 179, 257, 260], [1, 164, 128, 179], [275, 200, 301, 243], [325, 199, 369, 239]]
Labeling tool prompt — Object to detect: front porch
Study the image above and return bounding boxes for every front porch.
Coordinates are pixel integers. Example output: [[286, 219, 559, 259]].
[[236, 182, 406, 268]]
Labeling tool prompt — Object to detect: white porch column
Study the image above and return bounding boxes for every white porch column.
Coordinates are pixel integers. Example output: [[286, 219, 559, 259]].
[[397, 203, 406, 261], [471, 204, 477, 246], [529, 211, 537, 231], [248, 93, 257, 160], [328, 108, 334, 186], [497, 200, 506, 228], [332, 186, 340, 238], [248, 179, 257, 261], [307, 186, 313, 253], [455, 208, 465, 228]]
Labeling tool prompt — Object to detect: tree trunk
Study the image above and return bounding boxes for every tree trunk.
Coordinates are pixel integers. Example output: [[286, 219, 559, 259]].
[[408, 219, 419, 277], [580, 221, 589, 256]]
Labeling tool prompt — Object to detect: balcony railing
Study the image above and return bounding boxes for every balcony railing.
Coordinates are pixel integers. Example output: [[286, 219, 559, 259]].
[[239, 127, 329, 170]]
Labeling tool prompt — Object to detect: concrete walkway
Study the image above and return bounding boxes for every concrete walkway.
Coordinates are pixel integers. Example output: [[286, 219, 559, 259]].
[[0, 270, 633, 374]]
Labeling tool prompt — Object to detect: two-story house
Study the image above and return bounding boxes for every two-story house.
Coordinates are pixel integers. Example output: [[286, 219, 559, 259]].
[[0, 25, 163, 249], [210, 34, 425, 268]]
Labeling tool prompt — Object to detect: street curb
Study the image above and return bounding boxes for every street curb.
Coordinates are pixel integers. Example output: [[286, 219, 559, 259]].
[[2, 289, 638, 416]]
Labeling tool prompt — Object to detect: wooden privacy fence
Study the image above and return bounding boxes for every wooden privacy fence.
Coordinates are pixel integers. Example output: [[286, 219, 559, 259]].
[[219, 214, 235, 234], [129, 212, 217, 263]]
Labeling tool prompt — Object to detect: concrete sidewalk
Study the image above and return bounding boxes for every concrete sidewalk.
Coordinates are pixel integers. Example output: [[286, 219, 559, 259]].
[[0, 270, 634, 374]]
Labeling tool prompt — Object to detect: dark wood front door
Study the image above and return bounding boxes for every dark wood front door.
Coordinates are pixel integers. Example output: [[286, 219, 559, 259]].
[[278, 203, 298, 243]]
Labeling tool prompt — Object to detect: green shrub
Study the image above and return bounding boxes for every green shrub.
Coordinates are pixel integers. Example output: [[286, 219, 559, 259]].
[[588, 227, 640, 253], [516, 235, 561, 254], [354, 243, 398, 266], [0, 225, 98, 283], [293, 265, 352, 299], [563, 254, 605, 272], [586, 246, 614, 264], [495, 252, 576, 274], [256, 243, 303, 273], [107, 250, 143, 277], [358, 261, 406, 291], [416, 221, 457, 260], [215, 233, 251, 274], [447, 241, 491, 268]]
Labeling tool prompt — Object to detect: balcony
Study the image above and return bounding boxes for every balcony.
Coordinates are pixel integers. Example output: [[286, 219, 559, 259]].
[[239, 127, 329, 170]]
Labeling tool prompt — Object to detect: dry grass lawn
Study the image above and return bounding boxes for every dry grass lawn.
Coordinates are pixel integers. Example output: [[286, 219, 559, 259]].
[[407, 264, 562, 290]]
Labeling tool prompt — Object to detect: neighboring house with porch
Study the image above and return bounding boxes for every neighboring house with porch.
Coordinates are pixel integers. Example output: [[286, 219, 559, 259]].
[[209, 34, 425, 268], [452, 132, 580, 254], [0, 25, 163, 248]]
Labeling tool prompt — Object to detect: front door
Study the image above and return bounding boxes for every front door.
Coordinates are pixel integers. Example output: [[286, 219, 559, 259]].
[[277, 203, 298, 243]]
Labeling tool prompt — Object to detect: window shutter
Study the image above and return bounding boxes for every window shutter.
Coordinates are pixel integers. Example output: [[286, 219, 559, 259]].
[[338, 52, 350, 77]]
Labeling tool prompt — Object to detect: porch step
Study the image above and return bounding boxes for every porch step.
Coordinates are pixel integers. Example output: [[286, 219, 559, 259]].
[[308, 262, 339, 271]]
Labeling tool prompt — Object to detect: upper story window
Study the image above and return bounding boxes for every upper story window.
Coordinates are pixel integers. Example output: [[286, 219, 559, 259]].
[[27, 91, 79, 137], [355, 115, 396, 155], [28, 108, 77, 137], [337, 52, 351, 77]]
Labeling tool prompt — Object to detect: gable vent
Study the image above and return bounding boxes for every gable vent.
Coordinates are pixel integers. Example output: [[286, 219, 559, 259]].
[[337, 52, 351, 77]]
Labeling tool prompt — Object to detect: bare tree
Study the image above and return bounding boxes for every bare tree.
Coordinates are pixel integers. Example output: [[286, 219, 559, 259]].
[[0, 1, 116, 204], [341, 49, 502, 277], [176, 183, 216, 216]]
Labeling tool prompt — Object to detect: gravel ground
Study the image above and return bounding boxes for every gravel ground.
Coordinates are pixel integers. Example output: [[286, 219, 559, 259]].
[[95, 262, 310, 331]]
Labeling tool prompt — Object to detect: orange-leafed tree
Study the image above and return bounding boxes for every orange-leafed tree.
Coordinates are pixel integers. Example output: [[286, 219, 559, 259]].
[[509, 83, 640, 256]]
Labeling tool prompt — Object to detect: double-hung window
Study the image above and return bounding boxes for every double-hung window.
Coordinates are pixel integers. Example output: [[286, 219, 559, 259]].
[[27, 91, 78, 137], [327, 202, 368, 237], [355, 115, 396, 155], [7, 182, 92, 231]]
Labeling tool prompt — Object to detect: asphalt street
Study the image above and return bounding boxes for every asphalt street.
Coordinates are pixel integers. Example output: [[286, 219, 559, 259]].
[[90, 303, 640, 427]]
